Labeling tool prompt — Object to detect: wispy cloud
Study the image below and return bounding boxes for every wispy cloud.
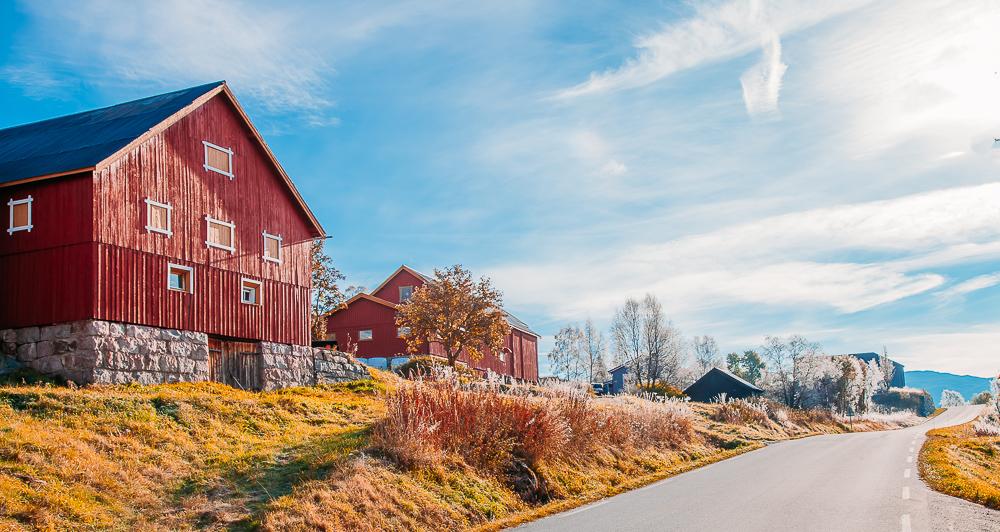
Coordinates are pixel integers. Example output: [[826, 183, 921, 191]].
[[936, 273, 1000, 300], [556, 0, 869, 100], [488, 181, 1000, 320], [739, 30, 787, 117]]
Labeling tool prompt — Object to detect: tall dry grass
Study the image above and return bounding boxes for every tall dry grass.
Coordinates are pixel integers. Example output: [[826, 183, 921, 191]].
[[371, 379, 694, 479]]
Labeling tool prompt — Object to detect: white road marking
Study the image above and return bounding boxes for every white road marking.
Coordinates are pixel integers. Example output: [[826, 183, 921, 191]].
[[902, 487, 910, 500], [901, 514, 912, 532], [908, 447, 914, 453], [907, 456, 913, 463], [904, 469, 911, 479]]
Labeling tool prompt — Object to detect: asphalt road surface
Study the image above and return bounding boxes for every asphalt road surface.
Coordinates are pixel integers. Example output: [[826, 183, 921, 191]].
[[513, 406, 999, 532]]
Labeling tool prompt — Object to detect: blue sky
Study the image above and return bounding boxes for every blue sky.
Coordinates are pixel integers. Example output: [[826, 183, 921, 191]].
[[2, 0, 999, 377]]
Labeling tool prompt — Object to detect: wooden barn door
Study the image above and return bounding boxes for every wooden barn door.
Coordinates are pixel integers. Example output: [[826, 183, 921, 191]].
[[208, 337, 263, 391]]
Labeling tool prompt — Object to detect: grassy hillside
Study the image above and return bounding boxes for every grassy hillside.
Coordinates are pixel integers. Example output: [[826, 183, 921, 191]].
[[905, 371, 992, 404], [0, 373, 920, 531], [920, 419, 1000, 510]]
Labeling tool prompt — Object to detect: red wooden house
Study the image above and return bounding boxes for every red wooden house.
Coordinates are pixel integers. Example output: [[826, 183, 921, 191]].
[[0, 81, 359, 389], [324, 265, 540, 381]]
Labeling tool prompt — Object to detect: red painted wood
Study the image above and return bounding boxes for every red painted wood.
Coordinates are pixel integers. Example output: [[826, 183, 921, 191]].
[[0, 173, 95, 327], [326, 268, 539, 381], [1, 94, 316, 345]]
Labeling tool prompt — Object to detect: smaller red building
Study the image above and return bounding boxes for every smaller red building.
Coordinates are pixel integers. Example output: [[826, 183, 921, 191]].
[[324, 266, 540, 381]]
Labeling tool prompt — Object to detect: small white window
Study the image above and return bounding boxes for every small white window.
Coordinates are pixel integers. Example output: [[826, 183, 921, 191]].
[[359, 329, 373, 341], [499, 349, 508, 362], [205, 216, 235, 253], [145, 198, 172, 236], [397, 326, 411, 338], [241, 278, 262, 305], [203, 141, 234, 179], [399, 286, 414, 302], [8, 196, 32, 234], [167, 264, 194, 293], [262, 232, 282, 263]]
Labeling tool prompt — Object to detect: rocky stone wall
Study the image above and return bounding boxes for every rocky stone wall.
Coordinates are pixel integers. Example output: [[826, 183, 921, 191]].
[[0, 320, 369, 389]]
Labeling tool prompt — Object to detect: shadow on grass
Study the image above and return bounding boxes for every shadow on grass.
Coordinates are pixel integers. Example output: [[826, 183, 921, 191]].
[[174, 427, 371, 531]]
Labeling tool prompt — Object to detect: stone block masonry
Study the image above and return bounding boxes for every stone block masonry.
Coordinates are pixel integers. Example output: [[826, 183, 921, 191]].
[[0, 319, 369, 389]]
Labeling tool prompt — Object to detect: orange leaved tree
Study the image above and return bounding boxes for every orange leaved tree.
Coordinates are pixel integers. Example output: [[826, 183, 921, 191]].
[[395, 265, 510, 368]]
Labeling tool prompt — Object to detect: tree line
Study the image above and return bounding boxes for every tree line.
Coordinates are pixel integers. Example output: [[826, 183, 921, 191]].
[[548, 293, 901, 414]]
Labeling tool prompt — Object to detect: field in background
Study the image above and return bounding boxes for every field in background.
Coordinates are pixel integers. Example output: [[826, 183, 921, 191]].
[[0, 372, 923, 531]]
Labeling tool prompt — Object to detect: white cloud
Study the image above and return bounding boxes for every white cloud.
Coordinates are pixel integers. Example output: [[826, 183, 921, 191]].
[[600, 159, 628, 176], [936, 273, 1000, 300], [891, 327, 1000, 377], [557, 0, 870, 99], [739, 30, 787, 117], [488, 181, 1000, 320]]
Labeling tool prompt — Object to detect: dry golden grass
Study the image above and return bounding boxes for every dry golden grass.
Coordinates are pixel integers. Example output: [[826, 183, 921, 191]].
[[920, 419, 1000, 510], [0, 376, 388, 530], [0, 370, 924, 531]]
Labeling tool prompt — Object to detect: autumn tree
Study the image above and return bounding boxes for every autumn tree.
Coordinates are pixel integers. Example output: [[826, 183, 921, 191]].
[[310, 239, 346, 341], [395, 265, 511, 367]]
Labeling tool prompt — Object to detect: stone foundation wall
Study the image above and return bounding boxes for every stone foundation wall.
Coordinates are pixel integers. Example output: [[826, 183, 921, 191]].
[[0, 320, 369, 389]]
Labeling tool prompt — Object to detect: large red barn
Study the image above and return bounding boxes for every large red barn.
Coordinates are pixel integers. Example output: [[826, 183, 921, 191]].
[[324, 266, 540, 381], [0, 82, 368, 389]]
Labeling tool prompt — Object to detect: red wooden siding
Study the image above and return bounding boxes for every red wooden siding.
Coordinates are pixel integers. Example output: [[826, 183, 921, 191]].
[[325, 297, 409, 355], [372, 269, 426, 303], [90, 94, 314, 345], [1, 94, 318, 346], [0, 173, 95, 327]]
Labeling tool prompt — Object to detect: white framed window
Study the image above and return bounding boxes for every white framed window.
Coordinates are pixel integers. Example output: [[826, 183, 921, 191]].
[[7, 196, 33, 234], [359, 329, 373, 341], [203, 141, 234, 179], [144, 198, 172, 236], [240, 278, 262, 305], [499, 348, 510, 362], [167, 263, 194, 293], [205, 216, 235, 252], [399, 285, 414, 302], [262, 231, 282, 263], [397, 326, 411, 338]]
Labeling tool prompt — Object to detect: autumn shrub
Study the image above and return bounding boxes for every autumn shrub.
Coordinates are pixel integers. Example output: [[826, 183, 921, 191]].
[[371, 380, 694, 477], [712, 397, 770, 425], [395, 356, 480, 381], [636, 382, 687, 399], [974, 381, 1000, 436]]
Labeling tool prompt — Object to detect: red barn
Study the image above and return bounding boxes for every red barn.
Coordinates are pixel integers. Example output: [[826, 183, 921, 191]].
[[324, 265, 540, 381], [0, 82, 368, 389]]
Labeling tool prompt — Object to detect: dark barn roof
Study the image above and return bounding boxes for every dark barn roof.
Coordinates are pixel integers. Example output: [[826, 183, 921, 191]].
[[684, 367, 764, 403], [0, 81, 224, 184]]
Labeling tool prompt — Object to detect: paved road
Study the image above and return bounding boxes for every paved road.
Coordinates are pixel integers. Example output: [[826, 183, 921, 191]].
[[513, 406, 999, 532]]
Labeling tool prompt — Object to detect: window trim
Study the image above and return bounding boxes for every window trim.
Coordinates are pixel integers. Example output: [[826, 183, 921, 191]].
[[7, 196, 33, 234], [205, 215, 236, 253], [397, 326, 411, 338], [203, 140, 234, 179], [167, 263, 194, 293], [399, 285, 414, 302], [262, 231, 282, 263], [240, 277, 263, 306], [359, 329, 373, 341], [144, 198, 173, 236]]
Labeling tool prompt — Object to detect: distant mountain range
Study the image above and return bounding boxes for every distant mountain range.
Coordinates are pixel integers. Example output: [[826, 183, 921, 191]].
[[904, 370, 994, 404]]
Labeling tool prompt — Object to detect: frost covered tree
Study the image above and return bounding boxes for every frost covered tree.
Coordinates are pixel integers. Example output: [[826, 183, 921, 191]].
[[692, 335, 721, 375], [582, 319, 609, 383], [548, 325, 587, 381], [940, 389, 967, 407], [611, 294, 685, 388], [759, 335, 825, 408]]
